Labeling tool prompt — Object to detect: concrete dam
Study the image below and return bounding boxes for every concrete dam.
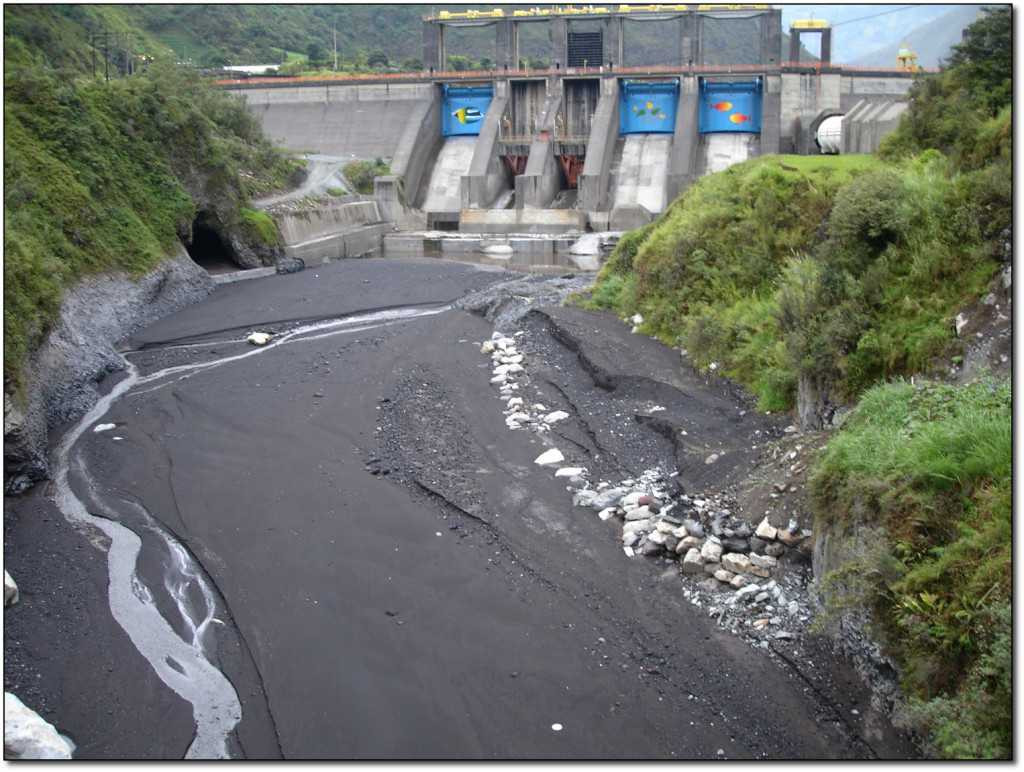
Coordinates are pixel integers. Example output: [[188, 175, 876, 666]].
[[224, 5, 916, 265]]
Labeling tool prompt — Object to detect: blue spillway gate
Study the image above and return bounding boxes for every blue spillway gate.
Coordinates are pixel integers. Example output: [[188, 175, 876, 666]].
[[442, 84, 493, 137], [619, 80, 678, 135], [699, 79, 762, 133]]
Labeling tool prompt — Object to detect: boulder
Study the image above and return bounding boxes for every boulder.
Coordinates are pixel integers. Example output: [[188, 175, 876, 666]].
[[700, 540, 723, 563], [683, 519, 705, 538], [748, 536, 768, 554], [678, 535, 704, 552], [246, 332, 271, 346], [597, 507, 618, 521], [713, 568, 735, 583], [641, 538, 664, 556], [591, 487, 627, 510], [720, 537, 749, 553], [543, 410, 570, 424], [4, 571, 18, 607], [534, 448, 564, 466], [572, 490, 598, 508], [765, 542, 785, 558], [4, 693, 73, 759], [625, 505, 653, 521], [755, 517, 777, 541], [729, 574, 750, 589], [747, 553, 778, 578], [275, 257, 305, 275], [721, 553, 751, 574], [481, 341, 496, 354], [681, 548, 704, 574], [777, 528, 808, 547], [554, 467, 586, 478], [622, 519, 652, 535]]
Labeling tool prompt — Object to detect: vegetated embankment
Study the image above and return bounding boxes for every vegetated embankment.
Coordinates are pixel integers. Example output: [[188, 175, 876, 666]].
[[575, 8, 1010, 755], [3, 14, 306, 489]]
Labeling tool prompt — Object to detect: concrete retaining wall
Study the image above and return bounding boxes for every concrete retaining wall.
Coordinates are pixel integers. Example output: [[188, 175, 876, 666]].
[[229, 83, 434, 159], [840, 98, 908, 154], [460, 208, 585, 234], [579, 78, 620, 214], [273, 198, 390, 263]]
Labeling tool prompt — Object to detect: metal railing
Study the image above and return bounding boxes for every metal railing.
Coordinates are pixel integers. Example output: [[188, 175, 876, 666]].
[[215, 61, 936, 88]]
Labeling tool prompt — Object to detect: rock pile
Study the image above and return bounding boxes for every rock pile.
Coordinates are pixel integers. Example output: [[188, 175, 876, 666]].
[[479, 327, 816, 644], [482, 330, 569, 433]]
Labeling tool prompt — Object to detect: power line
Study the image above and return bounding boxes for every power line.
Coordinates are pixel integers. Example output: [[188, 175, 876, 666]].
[[831, 5, 919, 28]]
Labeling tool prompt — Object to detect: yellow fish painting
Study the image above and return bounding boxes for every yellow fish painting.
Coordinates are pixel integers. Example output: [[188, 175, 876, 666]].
[[452, 107, 483, 124], [729, 113, 750, 124]]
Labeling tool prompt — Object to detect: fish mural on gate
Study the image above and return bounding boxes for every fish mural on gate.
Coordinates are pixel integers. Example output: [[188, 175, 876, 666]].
[[729, 113, 750, 124], [711, 101, 733, 112], [632, 99, 669, 120], [452, 106, 483, 125]]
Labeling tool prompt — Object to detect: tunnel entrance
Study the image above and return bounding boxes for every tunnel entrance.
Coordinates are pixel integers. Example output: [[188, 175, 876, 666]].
[[185, 213, 241, 274]]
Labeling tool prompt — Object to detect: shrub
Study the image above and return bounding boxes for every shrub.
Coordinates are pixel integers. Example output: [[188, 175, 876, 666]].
[[343, 158, 389, 194]]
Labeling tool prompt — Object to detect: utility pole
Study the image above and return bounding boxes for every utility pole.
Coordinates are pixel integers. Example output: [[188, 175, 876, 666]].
[[102, 28, 110, 82], [333, 23, 338, 71], [90, 29, 97, 78]]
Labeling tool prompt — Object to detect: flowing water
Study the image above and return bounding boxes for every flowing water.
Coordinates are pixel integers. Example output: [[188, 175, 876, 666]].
[[50, 304, 450, 758]]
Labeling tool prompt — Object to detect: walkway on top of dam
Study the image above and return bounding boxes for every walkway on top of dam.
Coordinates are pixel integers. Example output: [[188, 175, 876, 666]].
[[215, 61, 928, 90]]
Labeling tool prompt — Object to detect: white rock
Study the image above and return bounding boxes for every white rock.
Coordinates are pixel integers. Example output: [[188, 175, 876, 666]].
[[630, 313, 644, 325], [704, 453, 720, 465], [554, 467, 586, 478], [682, 548, 704, 574], [491, 331, 505, 341], [622, 519, 652, 535], [730, 574, 750, 589], [507, 363, 524, 374], [480, 341, 495, 354], [493, 364, 512, 376], [955, 313, 969, 336], [624, 505, 652, 521], [3, 693, 73, 759], [505, 354, 524, 365], [507, 411, 531, 423], [247, 332, 271, 346], [655, 520, 676, 534], [507, 397, 524, 408], [622, 531, 642, 547], [543, 410, 570, 424], [534, 448, 565, 466], [483, 244, 513, 256], [647, 531, 667, 545], [755, 517, 778, 541], [700, 540, 723, 563], [713, 569, 735, 583], [721, 553, 751, 574], [4, 571, 18, 607], [93, 423, 116, 433], [490, 374, 507, 384], [597, 508, 617, 521]]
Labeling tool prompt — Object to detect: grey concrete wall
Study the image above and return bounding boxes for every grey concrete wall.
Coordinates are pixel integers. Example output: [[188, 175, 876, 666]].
[[284, 224, 390, 263], [273, 199, 382, 245], [666, 75, 699, 203], [462, 86, 511, 209], [516, 87, 564, 209], [760, 74, 782, 156], [579, 77, 619, 213], [779, 73, 842, 155], [229, 84, 433, 160], [459, 208, 585, 234], [389, 86, 444, 209], [840, 98, 908, 154]]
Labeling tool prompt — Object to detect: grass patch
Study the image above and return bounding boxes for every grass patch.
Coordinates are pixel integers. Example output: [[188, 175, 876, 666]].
[[239, 208, 281, 246], [342, 158, 390, 195], [810, 379, 1011, 758]]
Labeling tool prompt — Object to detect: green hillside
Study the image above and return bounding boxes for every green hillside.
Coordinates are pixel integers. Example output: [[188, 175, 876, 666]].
[[3, 6, 301, 392]]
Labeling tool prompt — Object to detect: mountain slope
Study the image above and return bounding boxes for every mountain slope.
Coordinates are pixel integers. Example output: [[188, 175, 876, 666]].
[[850, 5, 982, 68]]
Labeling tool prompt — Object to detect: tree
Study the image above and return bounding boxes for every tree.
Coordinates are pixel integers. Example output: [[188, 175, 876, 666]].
[[367, 50, 388, 68], [947, 6, 1011, 114], [447, 54, 471, 71], [306, 41, 326, 66]]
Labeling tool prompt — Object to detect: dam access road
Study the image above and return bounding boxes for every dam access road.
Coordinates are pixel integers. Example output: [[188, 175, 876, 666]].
[[3, 258, 914, 760]]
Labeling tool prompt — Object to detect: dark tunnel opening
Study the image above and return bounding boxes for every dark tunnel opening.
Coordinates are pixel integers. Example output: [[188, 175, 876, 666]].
[[185, 213, 241, 274]]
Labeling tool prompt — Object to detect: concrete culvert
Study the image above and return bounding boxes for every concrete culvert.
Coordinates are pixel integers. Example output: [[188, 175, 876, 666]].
[[185, 212, 241, 274]]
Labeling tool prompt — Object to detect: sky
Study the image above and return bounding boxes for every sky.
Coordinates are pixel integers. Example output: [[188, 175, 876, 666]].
[[777, 4, 958, 62]]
